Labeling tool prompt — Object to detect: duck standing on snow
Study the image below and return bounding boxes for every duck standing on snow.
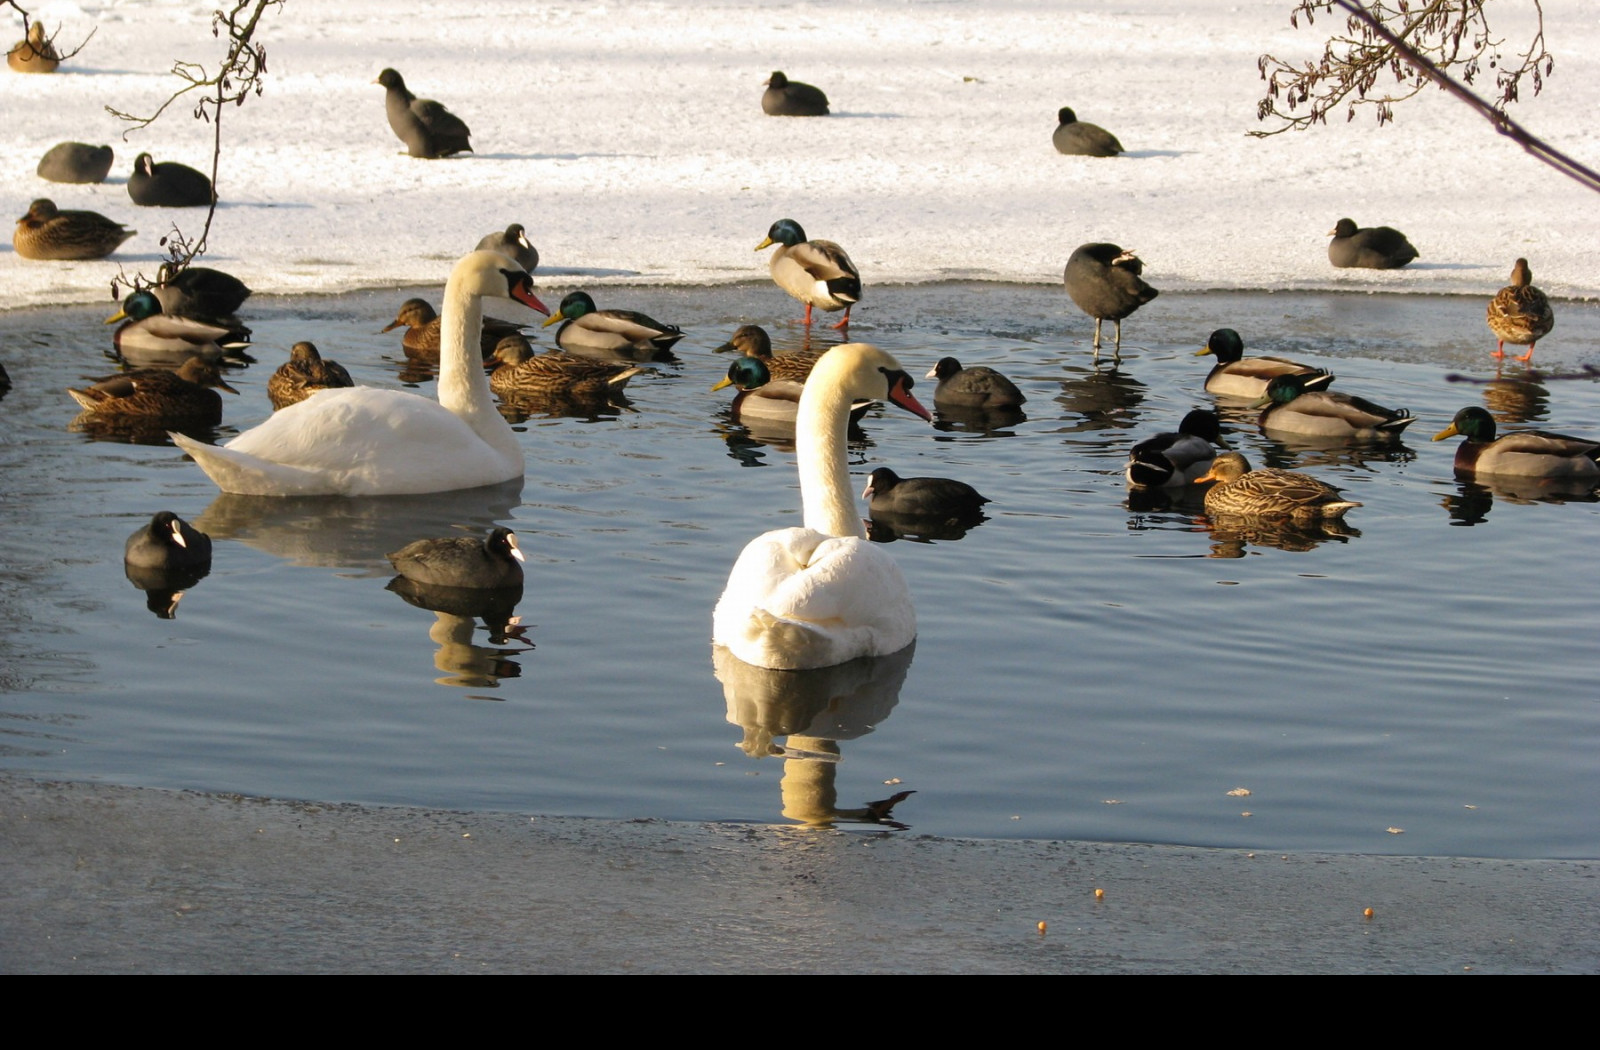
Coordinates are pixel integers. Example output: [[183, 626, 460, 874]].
[[762, 71, 829, 116], [756, 219, 862, 330], [1052, 107, 1122, 157], [714, 344, 932, 670], [1486, 257, 1554, 362], [128, 153, 214, 207], [1063, 242, 1157, 360], [1194, 328, 1333, 399], [1327, 218, 1418, 269], [376, 68, 472, 158]]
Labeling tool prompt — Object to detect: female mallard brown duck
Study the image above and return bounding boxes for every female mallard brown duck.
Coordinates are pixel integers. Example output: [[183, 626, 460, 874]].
[[1487, 258, 1554, 362], [106, 289, 238, 364], [1432, 406, 1600, 480], [388, 527, 525, 589], [68, 356, 238, 428], [926, 357, 1026, 409], [756, 219, 861, 329], [1255, 372, 1415, 440], [1195, 452, 1360, 522], [489, 336, 643, 400], [383, 296, 540, 361], [14, 199, 135, 260], [714, 323, 822, 383], [8, 22, 59, 73], [268, 341, 355, 410], [1195, 328, 1334, 399], [541, 291, 683, 359], [1126, 409, 1229, 489]]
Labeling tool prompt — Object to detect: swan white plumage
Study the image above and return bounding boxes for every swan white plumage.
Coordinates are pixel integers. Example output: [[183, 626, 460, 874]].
[[171, 251, 547, 496], [713, 343, 931, 670]]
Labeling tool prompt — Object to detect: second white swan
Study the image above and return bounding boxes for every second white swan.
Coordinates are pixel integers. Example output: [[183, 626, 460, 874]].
[[713, 343, 931, 670], [171, 251, 547, 496]]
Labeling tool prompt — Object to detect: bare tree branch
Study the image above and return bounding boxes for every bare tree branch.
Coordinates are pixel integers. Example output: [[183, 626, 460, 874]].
[[1255, 1, 1600, 195], [100, 0, 283, 292]]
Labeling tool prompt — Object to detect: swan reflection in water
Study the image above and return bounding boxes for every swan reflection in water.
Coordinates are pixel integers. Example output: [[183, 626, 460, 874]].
[[387, 576, 533, 689], [713, 643, 916, 829]]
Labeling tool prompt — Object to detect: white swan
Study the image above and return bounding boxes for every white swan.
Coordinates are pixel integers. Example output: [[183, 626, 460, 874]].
[[171, 251, 547, 496], [713, 343, 931, 670]]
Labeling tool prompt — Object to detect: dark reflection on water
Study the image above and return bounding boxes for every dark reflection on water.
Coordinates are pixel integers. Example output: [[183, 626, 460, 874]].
[[1, 283, 1598, 856]]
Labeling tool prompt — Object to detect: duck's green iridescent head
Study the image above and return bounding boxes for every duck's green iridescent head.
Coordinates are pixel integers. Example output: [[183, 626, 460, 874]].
[[542, 290, 596, 327], [1434, 405, 1495, 443], [756, 218, 806, 251], [712, 356, 772, 393], [106, 288, 163, 325], [1257, 372, 1311, 407], [1196, 328, 1244, 362]]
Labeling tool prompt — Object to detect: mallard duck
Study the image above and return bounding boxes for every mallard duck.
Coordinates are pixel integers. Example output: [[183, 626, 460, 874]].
[[925, 357, 1025, 409], [376, 68, 472, 158], [489, 336, 643, 399], [715, 323, 822, 382], [1195, 452, 1360, 522], [68, 356, 238, 427], [541, 291, 683, 359], [1487, 258, 1554, 362], [756, 219, 861, 329], [711, 356, 838, 426], [8, 22, 59, 73], [1194, 328, 1334, 399], [1432, 406, 1600, 480], [1126, 409, 1229, 488], [1064, 242, 1158, 359], [1255, 373, 1415, 440], [14, 199, 135, 260], [862, 467, 989, 519], [388, 527, 525, 589], [1327, 218, 1418, 269], [153, 263, 252, 327], [383, 296, 540, 361], [125, 511, 212, 574], [106, 289, 238, 363], [37, 142, 114, 184], [127, 153, 214, 207], [267, 341, 355, 410], [170, 252, 545, 497], [762, 71, 829, 116], [1052, 107, 1123, 157], [713, 344, 932, 670], [476, 223, 538, 272]]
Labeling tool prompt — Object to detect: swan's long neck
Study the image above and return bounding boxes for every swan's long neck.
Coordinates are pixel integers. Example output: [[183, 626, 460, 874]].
[[438, 263, 520, 459], [796, 364, 865, 539]]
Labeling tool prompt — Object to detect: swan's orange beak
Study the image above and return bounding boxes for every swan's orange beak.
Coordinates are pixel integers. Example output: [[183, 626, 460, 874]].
[[886, 372, 931, 421]]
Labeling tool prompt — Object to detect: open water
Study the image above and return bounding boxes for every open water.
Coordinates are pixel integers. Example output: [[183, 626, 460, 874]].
[[1, 281, 1596, 858]]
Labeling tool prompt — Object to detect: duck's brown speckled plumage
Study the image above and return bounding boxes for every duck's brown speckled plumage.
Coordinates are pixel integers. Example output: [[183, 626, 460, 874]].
[[1487, 258, 1554, 361], [268, 341, 355, 410], [14, 198, 134, 260], [68, 356, 237, 427], [1197, 452, 1360, 522]]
